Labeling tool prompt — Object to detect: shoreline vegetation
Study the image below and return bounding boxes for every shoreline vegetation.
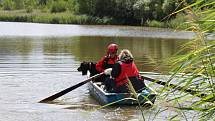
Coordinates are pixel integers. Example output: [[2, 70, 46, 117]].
[[0, 10, 188, 30], [0, 1, 214, 120], [0, 9, 187, 30], [0, 0, 189, 30]]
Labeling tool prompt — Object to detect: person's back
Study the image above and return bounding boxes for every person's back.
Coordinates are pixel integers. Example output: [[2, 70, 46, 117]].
[[104, 49, 146, 93]]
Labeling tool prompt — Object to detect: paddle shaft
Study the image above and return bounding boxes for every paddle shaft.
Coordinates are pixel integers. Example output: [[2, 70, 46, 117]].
[[39, 73, 104, 103], [141, 75, 208, 98]]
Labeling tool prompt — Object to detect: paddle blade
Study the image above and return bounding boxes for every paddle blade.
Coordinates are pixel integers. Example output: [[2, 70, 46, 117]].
[[39, 73, 103, 103]]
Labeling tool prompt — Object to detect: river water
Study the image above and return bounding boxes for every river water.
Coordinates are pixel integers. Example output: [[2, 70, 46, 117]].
[[0, 22, 193, 121]]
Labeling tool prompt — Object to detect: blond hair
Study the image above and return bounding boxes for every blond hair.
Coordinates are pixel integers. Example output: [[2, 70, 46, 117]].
[[119, 49, 134, 62]]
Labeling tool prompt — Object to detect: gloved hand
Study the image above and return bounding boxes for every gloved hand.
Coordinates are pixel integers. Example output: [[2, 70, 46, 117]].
[[104, 68, 112, 75]]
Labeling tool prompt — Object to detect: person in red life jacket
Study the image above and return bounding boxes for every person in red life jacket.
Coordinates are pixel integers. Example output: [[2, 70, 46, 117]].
[[104, 49, 146, 93], [96, 43, 119, 91], [96, 43, 119, 73]]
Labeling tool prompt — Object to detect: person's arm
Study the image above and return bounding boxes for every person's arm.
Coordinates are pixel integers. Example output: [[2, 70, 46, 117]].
[[96, 57, 106, 72], [111, 62, 121, 78]]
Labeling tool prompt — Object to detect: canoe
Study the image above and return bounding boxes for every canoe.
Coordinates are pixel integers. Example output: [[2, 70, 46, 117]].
[[88, 81, 157, 105]]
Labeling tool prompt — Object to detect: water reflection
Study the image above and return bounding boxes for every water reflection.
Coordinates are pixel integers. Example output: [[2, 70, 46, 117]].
[[0, 36, 189, 121], [0, 37, 187, 72], [0, 37, 33, 56]]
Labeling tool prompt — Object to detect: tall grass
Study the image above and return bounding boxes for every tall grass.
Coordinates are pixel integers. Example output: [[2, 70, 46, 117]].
[[146, 13, 189, 30], [0, 10, 114, 25], [158, 0, 215, 120]]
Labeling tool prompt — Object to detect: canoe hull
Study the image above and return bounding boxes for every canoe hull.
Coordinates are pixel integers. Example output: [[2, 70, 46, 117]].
[[88, 81, 156, 105]]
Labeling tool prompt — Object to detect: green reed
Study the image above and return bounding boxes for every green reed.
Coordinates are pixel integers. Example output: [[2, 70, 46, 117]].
[[159, 0, 215, 120], [0, 10, 114, 25]]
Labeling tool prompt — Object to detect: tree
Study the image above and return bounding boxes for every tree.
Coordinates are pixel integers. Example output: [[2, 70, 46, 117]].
[[25, 0, 36, 13], [162, 0, 177, 16], [38, 0, 47, 5], [13, 0, 24, 9], [2, 0, 14, 10]]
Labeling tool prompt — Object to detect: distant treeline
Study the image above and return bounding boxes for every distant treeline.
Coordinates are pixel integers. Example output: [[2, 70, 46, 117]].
[[0, 0, 192, 26], [73, 0, 179, 25]]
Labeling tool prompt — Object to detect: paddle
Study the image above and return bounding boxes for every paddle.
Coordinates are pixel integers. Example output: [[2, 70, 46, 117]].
[[141, 75, 215, 102], [39, 72, 104, 103], [140, 75, 208, 98], [141, 75, 215, 103]]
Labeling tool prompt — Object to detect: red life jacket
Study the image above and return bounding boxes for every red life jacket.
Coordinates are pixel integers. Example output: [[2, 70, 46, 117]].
[[115, 61, 139, 86], [103, 56, 118, 69], [96, 55, 118, 72]]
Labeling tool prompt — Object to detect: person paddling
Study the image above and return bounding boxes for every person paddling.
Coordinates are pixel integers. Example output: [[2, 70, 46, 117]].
[[96, 43, 119, 72], [95, 43, 119, 90], [104, 49, 146, 93]]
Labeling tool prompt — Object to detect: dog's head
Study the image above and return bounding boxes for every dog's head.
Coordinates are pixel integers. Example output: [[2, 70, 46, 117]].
[[77, 61, 90, 75]]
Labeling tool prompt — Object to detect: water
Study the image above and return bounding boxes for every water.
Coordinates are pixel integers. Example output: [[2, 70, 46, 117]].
[[0, 22, 196, 39], [0, 22, 191, 121]]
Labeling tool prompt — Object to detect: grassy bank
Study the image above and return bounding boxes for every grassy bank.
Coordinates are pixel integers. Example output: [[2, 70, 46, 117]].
[[0, 10, 188, 30], [145, 13, 190, 30], [0, 10, 115, 25]]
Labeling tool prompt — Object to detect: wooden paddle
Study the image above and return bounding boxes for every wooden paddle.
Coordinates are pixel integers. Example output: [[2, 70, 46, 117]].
[[140, 75, 208, 98], [141, 75, 215, 103], [141, 75, 215, 102], [39, 72, 104, 103]]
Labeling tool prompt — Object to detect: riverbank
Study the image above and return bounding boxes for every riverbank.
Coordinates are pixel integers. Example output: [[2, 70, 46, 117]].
[[0, 21, 198, 40], [0, 10, 100, 25], [0, 10, 188, 29]]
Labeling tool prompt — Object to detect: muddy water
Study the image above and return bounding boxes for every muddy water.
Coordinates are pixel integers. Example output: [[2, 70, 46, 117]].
[[0, 22, 190, 121]]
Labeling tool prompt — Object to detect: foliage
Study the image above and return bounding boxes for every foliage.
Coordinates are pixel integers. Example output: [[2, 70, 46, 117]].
[[25, 0, 36, 13], [0, 0, 186, 26], [13, 0, 24, 9], [38, 0, 48, 5], [73, 0, 90, 15], [162, 0, 177, 16], [73, 0, 180, 25], [50, 1, 67, 13], [2, 0, 14, 10], [146, 20, 165, 28], [166, 13, 189, 29], [162, 0, 215, 120], [67, 0, 78, 13], [0, 10, 115, 25]]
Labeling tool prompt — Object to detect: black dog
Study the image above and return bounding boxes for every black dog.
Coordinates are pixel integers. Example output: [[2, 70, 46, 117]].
[[77, 61, 107, 82], [77, 61, 99, 77]]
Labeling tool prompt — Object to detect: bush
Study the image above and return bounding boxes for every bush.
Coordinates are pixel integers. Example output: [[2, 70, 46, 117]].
[[166, 13, 189, 29], [162, 0, 176, 15], [26, 6, 33, 13], [146, 20, 165, 28], [67, 0, 78, 14], [25, 0, 36, 12], [50, 1, 66, 13], [0, 2, 3, 8], [2, 0, 14, 10], [14, 0, 24, 9]]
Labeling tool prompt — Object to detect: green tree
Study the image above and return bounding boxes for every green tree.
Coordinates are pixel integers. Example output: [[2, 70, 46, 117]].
[[38, 0, 47, 5], [112, 0, 137, 24], [2, 0, 14, 10], [25, 0, 36, 13], [162, 0, 177, 16], [93, 0, 113, 17], [67, 0, 79, 13], [50, 0, 67, 13], [13, 0, 24, 9], [74, 0, 89, 14], [133, 0, 148, 24], [133, 0, 162, 23]]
